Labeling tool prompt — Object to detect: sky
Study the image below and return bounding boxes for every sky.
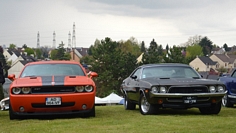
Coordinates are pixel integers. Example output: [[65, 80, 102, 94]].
[[1, 0, 236, 49]]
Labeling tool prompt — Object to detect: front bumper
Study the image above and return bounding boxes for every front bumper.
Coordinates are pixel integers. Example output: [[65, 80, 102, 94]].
[[148, 92, 226, 108], [10, 93, 95, 114]]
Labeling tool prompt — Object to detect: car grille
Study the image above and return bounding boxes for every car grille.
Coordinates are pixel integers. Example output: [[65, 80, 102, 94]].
[[168, 86, 209, 93], [31, 86, 75, 94]]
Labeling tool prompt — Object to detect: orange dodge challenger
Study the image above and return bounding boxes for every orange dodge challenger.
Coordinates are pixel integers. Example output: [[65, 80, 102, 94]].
[[8, 61, 98, 120]]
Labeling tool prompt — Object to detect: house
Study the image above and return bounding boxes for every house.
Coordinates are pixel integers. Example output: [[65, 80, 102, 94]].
[[8, 60, 33, 77], [211, 48, 225, 54], [210, 54, 236, 72], [189, 56, 218, 72], [70, 47, 89, 62]]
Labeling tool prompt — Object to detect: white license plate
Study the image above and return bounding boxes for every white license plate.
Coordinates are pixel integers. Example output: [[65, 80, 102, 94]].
[[46, 97, 61, 105], [183, 96, 196, 104]]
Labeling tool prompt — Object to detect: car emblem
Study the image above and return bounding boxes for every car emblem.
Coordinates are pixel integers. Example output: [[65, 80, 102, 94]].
[[51, 82, 55, 85]]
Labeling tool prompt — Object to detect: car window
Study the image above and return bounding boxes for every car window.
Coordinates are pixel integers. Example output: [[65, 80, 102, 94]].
[[231, 71, 236, 78], [20, 64, 85, 77], [131, 68, 141, 79], [141, 66, 200, 79]]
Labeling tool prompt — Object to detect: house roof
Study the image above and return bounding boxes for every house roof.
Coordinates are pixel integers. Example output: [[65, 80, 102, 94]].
[[21, 55, 37, 62], [213, 54, 231, 62], [75, 47, 89, 56], [198, 56, 217, 65], [19, 60, 34, 65]]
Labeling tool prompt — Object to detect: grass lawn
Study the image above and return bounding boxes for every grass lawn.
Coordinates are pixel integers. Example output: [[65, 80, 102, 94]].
[[0, 105, 236, 133]]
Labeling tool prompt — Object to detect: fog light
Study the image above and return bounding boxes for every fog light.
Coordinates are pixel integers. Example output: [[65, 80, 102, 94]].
[[82, 104, 87, 110], [19, 106, 24, 112], [158, 99, 163, 104]]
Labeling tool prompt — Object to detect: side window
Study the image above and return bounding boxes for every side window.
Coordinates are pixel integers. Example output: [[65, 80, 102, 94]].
[[131, 68, 141, 79], [231, 70, 236, 78]]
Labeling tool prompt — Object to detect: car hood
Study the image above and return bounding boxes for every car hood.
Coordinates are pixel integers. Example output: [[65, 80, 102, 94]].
[[11, 75, 93, 87], [141, 78, 223, 86]]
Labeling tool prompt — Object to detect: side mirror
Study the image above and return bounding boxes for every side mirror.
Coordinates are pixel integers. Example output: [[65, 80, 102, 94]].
[[131, 75, 137, 79], [90, 72, 98, 78], [8, 74, 16, 81]]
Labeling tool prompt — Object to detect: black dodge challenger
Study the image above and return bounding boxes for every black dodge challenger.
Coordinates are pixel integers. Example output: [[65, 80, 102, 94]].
[[120, 63, 227, 115]]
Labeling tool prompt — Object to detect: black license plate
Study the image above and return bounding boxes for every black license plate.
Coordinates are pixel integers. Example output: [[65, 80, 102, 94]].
[[183, 96, 197, 104]]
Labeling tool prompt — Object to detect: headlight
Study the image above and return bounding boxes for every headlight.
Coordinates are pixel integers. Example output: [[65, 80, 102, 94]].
[[159, 86, 166, 93], [209, 86, 216, 93], [75, 86, 84, 92], [22, 87, 31, 94], [85, 85, 93, 92], [217, 86, 225, 92], [12, 88, 21, 94], [151, 87, 158, 93]]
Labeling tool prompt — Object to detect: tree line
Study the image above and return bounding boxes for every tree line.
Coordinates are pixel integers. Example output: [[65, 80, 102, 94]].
[[0, 35, 233, 97]]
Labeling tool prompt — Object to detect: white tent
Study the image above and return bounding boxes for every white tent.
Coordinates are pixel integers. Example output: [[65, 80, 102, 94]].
[[95, 93, 124, 104]]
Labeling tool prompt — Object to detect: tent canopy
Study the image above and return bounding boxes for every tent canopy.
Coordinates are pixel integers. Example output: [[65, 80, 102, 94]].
[[95, 93, 123, 104]]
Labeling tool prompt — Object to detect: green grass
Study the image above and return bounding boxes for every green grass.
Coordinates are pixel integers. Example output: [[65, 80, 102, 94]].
[[0, 105, 236, 133]]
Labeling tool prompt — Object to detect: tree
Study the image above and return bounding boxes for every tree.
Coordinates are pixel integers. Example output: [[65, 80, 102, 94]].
[[56, 42, 66, 60], [9, 44, 16, 49], [86, 37, 138, 97], [35, 48, 42, 59], [163, 46, 186, 63], [50, 49, 58, 60], [141, 39, 161, 64], [24, 47, 35, 56], [223, 43, 229, 52], [185, 44, 203, 63], [183, 35, 202, 46], [119, 37, 141, 57], [199, 37, 213, 56], [141, 41, 146, 52], [0, 46, 10, 77], [22, 44, 28, 49], [166, 44, 169, 52]]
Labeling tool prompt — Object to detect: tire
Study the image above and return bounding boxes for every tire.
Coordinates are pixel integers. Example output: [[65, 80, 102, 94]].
[[9, 104, 18, 120], [139, 93, 158, 115], [82, 105, 95, 118], [124, 95, 136, 110], [199, 101, 222, 115], [222, 94, 234, 107]]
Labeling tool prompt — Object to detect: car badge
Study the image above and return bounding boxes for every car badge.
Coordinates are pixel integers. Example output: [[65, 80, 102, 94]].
[[51, 82, 55, 85]]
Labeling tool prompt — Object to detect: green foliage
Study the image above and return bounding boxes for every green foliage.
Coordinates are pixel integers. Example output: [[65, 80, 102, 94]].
[[223, 43, 229, 52], [141, 39, 161, 64], [186, 44, 203, 62], [35, 48, 42, 59], [119, 37, 142, 57], [0, 46, 10, 77], [9, 44, 16, 49], [83, 37, 138, 97], [50, 42, 70, 60], [140, 41, 146, 52], [163, 46, 186, 63], [199, 37, 213, 56], [25, 47, 35, 56], [22, 44, 27, 49]]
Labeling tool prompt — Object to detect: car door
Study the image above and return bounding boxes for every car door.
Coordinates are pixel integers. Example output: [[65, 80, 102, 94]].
[[125, 68, 142, 102]]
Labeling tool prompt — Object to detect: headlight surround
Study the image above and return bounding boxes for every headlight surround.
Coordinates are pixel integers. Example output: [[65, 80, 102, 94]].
[[75, 86, 84, 92], [209, 86, 216, 93], [22, 87, 31, 94], [151, 86, 158, 93], [159, 86, 167, 93], [12, 88, 21, 94], [217, 86, 225, 92], [85, 85, 93, 92]]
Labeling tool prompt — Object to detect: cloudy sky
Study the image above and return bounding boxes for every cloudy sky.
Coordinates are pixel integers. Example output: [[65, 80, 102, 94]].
[[1, 0, 236, 49]]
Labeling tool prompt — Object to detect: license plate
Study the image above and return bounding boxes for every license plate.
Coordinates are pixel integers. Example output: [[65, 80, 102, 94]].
[[183, 96, 196, 104], [46, 97, 61, 105]]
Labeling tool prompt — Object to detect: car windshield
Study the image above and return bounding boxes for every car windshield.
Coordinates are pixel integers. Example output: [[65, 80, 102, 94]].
[[20, 64, 85, 77], [141, 66, 200, 79]]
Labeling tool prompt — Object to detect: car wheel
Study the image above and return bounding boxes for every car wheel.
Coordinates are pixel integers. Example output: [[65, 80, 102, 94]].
[[139, 93, 158, 115], [222, 94, 234, 107], [124, 95, 136, 110], [199, 101, 222, 115], [9, 104, 18, 120]]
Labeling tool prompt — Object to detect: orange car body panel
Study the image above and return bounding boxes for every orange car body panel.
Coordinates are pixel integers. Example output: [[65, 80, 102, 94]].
[[9, 61, 97, 115]]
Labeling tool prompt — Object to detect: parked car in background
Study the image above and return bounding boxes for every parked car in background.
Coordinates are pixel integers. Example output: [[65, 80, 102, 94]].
[[8, 61, 98, 120], [219, 68, 236, 107], [120, 63, 226, 115], [3, 78, 12, 98]]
